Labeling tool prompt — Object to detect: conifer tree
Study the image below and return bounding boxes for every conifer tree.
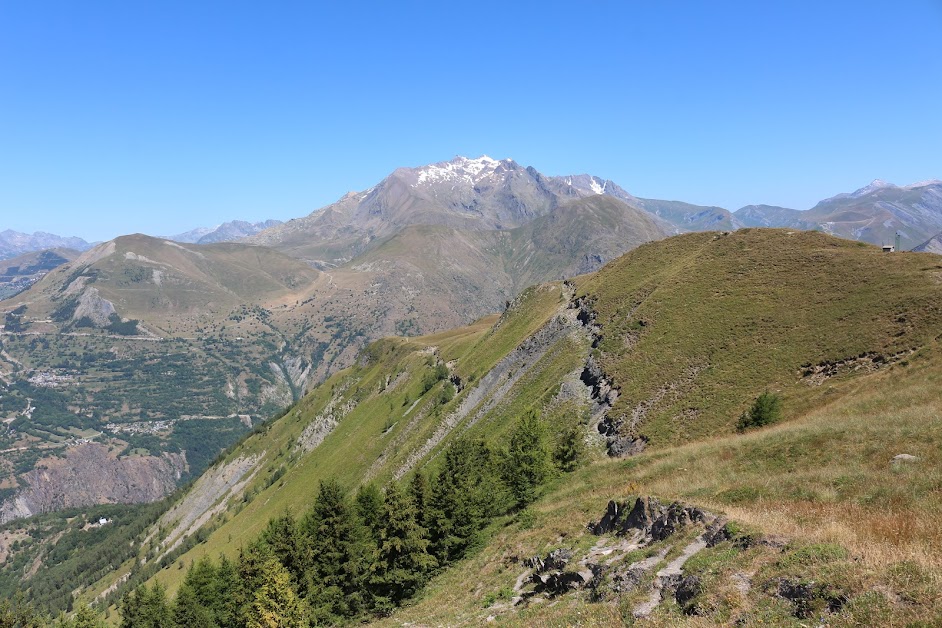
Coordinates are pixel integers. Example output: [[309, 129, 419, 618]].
[[300, 479, 371, 623], [554, 423, 585, 472], [428, 437, 507, 563], [243, 558, 305, 628], [171, 584, 213, 628], [261, 511, 303, 588], [212, 554, 240, 628], [408, 472, 431, 532], [355, 482, 384, 543], [236, 541, 277, 624], [181, 556, 218, 615], [370, 483, 437, 611], [120, 584, 171, 628], [503, 411, 551, 507], [69, 605, 107, 628], [0, 594, 44, 628]]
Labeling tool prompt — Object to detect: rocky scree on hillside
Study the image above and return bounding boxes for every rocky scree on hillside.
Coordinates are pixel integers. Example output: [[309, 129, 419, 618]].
[[501, 496, 845, 622]]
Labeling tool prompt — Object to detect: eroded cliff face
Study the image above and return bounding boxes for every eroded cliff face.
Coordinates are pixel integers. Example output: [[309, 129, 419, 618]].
[[0, 443, 186, 523]]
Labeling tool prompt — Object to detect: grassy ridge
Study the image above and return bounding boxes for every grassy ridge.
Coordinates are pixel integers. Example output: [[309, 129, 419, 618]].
[[581, 228, 942, 445], [87, 229, 942, 624]]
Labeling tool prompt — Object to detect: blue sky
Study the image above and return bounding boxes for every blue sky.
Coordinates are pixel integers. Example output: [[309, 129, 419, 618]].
[[2, 1, 940, 241]]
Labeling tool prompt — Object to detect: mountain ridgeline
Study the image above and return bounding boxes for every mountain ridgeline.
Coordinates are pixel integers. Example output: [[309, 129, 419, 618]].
[[12, 228, 935, 625], [0, 158, 674, 526]]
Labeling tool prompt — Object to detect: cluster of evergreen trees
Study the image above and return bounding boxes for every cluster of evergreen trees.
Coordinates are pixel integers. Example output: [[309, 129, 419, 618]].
[[117, 411, 583, 626]]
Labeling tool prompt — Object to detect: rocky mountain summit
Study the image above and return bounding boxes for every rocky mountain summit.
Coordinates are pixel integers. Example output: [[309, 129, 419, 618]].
[[246, 156, 675, 266]]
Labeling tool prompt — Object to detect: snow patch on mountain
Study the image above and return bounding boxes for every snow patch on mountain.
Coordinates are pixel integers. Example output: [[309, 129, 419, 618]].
[[415, 155, 510, 186]]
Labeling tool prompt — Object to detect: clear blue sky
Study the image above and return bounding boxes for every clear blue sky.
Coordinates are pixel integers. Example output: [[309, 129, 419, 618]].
[[2, 1, 941, 241]]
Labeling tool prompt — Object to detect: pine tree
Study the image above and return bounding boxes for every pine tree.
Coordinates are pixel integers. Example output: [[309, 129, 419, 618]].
[[261, 511, 304, 588], [408, 472, 431, 532], [554, 423, 585, 472], [236, 541, 277, 624], [737, 390, 782, 431], [300, 479, 371, 623], [428, 437, 508, 563], [370, 483, 437, 611], [171, 584, 213, 628], [120, 583, 171, 628], [0, 594, 44, 628], [68, 605, 107, 628], [503, 411, 551, 507], [355, 483, 384, 543], [212, 554, 240, 628], [181, 556, 219, 621], [243, 558, 305, 628]]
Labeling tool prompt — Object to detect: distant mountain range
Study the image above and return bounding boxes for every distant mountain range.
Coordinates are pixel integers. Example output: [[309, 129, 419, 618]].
[[914, 231, 942, 254], [0, 230, 92, 260], [733, 179, 942, 250], [167, 219, 283, 244]]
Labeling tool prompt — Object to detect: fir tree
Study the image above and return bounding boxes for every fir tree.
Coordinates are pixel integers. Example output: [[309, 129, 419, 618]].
[[428, 437, 507, 563], [236, 541, 277, 624], [355, 482, 384, 543], [120, 584, 171, 628], [68, 606, 107, 628], [261, 511, 304, 589], [737, 390, 782, 431], [243, 558, 305, 628], [0, 594, 44, 628], [171, 584, 213, 628], [503, 411, 551, 507], [370, 483, 437, 611], [554, 423, 585, 472], [212, 554, 241, 628], [408, 472, 431, 532], [181, 556, 218, 614], [300, 479, 371, 623]]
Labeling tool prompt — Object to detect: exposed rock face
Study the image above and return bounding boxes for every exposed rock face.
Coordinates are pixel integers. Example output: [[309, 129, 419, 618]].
[[0, 444, 186, 524], [73, 286, 117, 326]]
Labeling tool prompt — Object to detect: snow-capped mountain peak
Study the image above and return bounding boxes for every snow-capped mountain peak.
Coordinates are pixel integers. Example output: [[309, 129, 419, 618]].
[[414, 155, 514, 186], [851, 179, 897, 197]]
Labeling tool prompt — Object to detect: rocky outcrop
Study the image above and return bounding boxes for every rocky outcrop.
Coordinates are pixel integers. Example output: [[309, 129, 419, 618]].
[[0, 443, 186, 524], [511, 496, 727, 615], [590, 496, 718, 542], [73, 287, 117, 327]]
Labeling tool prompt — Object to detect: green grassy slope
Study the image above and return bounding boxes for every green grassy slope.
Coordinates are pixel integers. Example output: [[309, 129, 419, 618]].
[[77, 229, 942, 623], [385, 337, 942, 626], [580, 229, 942, 445]]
